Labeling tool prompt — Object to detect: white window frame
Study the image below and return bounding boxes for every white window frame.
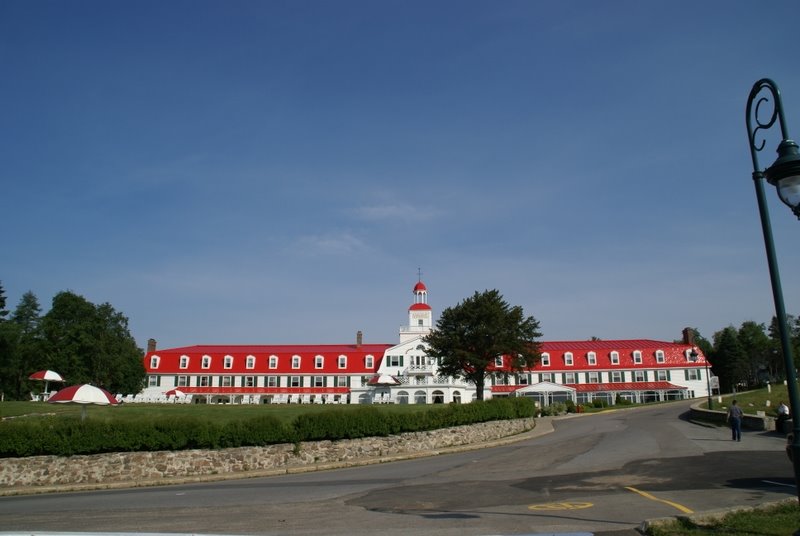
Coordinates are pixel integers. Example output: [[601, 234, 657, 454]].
[[148, 375, 159, 387], [610, 351, 620, 365], [266, 376, 278, 387], [246, 355, 255, 369], [150, 356, 160, 369], [564, 352, 573, 366], [221, 376, 233, 387], [633, 350, 643, 364], [336, 375, 348, 387], [315, 355, 324, 369], [202, 355, 211, 369], [540, 372, 553, 382], [494, 356, 503, 367], [365, 355, 374, 368], [587, 352, 596, 366], [269, 355, 278, 369], [687, 369, 701, 381], [290, 376, 302, 387], [244, 375, 255, 387], [199, 376, 211, 387], [611, 371, 623, 383], [176, 375, 188, 387], [655, 350, 665, 364], [656, 370, 668, 381], [224, 355, 233, 369], [338, 355, 347, 369], [564, 372, 577, 384], [292, 355, 301, 369], [540, 353, 550, 367], [179, 355, 189, 369], [587, 372, 600, 384]]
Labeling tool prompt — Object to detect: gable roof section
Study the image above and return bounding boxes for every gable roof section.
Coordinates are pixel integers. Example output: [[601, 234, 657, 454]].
[[144, 338, 707, 375], [534, 339, 704, 370]]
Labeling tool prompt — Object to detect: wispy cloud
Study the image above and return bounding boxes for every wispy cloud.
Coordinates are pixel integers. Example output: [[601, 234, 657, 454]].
[[353, 202, 441, 224], [292, 232, 369, 256]]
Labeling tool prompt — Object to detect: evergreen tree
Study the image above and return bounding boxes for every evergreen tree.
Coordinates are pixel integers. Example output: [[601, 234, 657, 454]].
[[712, 326, 749, 393], [0, 281, 8, 321], [424, 289, 542, 400], [40, 291, 145, 394], [737, 320, 771, 385]]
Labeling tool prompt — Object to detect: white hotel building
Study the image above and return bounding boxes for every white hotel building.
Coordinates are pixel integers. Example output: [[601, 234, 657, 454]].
[[140, 279, 712, 406]]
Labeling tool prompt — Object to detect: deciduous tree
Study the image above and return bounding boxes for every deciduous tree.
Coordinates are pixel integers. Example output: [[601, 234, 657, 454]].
[[424, 289, 541, 400]]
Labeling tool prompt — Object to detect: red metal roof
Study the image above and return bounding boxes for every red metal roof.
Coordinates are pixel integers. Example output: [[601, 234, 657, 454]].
[[409, 303, 432, 311], [414, 281, 427, 292], [146, 343, 391, 375], [145, 339, 707, 375], [533, 340, 707, 371]]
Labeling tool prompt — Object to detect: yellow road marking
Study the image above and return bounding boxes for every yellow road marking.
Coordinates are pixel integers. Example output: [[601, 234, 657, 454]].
[[625, 486, 694, 514], [528, 501, 593, 511]]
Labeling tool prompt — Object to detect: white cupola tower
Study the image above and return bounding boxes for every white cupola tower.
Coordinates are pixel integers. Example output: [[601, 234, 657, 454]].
[[400, 278, 433, 343]]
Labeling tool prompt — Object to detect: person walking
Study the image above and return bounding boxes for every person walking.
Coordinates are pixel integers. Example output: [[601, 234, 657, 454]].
[[728, 399, 744, 441]]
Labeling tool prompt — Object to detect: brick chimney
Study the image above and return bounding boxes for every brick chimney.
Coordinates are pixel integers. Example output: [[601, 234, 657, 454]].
[[682, 328, 695, 346], [147, 338, 157, 353], [356, 331, 363, 348]]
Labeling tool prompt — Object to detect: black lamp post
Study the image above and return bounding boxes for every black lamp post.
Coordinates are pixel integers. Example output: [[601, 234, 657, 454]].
[[746, 78, 800, 504]]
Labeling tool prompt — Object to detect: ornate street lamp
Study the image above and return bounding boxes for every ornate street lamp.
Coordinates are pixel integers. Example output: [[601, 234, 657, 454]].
[[746, 78, 800, 503]]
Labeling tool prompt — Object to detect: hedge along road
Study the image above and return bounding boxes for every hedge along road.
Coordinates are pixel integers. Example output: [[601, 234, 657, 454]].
[[0, 400, 794, 536]]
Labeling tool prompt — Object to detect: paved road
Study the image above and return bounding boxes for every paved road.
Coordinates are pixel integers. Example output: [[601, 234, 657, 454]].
[[0, 400, 795, 535]]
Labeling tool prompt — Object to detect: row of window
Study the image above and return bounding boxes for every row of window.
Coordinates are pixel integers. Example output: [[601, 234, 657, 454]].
[[147, 367, 707, 389], [148, 375, 366, 389], [533, 349, 678, 367], [493, 368, 705, 385], [149, 354, 376, 371]]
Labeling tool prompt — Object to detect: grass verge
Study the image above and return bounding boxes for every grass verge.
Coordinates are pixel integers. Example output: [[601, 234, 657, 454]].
[[645, 501, 800, 535]]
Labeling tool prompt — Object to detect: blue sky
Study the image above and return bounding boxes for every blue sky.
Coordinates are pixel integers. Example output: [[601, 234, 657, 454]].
[[2, 1, 800, 350]]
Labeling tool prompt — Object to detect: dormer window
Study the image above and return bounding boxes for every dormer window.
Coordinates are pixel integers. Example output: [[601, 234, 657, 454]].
[[224, 355, 234, 369], [633, 351, 642, 364], [315, 355, 324, 369], [246, 355, 255, 369], [564, 352, 573, 366], [179, 355, 189, 369], [655, 350, 665, 364], [338, 355, 347, 369], [610, 351, 620, 365], [587, 352, 597, 366], [202, 355, 211, 369], [292, 355, 301, 369], [365, 355, 374, 368], [540, 353, 550, 367], [495, 356, 503, 367], [150, 355, 160, 369], [269, 355, 278, 369]]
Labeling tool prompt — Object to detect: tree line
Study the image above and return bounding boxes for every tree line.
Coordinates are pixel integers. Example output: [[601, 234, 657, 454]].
[[0, 281, 145, 400], [683, 317, 800, 393]]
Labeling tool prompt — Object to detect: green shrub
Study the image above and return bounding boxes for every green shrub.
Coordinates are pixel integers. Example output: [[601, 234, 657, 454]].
[[1, 399, 534, 457]]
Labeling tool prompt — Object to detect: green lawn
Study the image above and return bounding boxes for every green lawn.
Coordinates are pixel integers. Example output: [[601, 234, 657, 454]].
[[645, 501, 800, 536], [699, 384, 793, 418], [0, 400, 427, 424]]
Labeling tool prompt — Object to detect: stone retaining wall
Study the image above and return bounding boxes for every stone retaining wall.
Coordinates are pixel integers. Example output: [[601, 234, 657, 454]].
[[0, 418, 535, 493], [688, 403, 777, 431]]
